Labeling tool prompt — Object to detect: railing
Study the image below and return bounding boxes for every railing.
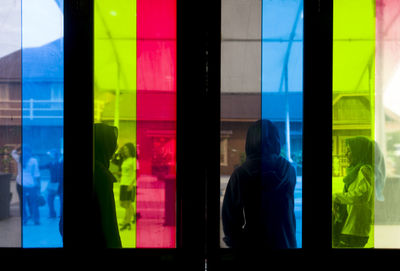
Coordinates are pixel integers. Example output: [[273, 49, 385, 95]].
[[0, 99, 63, 120]]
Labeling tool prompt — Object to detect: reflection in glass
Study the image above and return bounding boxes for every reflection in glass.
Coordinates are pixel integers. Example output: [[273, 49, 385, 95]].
[[21, 0, 64, 248], [0, 0, 22, 248], [94, 0, 176, 248], [220, 0, 303, 248], [332, 0, 400, 248], [222, 120, 297, 248]]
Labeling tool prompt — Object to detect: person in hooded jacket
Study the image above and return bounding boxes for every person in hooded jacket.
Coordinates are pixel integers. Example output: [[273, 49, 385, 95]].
[[222, 119, 297, 248], [332, 136, 382, 248], [92, 123, 122, 248]]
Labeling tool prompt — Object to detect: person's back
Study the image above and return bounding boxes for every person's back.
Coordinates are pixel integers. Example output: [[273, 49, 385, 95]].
[[222, 120, 297, 249]]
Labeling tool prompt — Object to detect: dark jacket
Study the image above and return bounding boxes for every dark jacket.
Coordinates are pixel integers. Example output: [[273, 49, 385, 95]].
[[222, 120, 297, 248], [91, 123, 122, 248]]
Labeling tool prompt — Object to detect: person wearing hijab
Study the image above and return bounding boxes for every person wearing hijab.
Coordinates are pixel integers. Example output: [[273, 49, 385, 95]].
[[222, 119, 297, 248], [332, 136, 375, 248], [92, 123, 122, 248]]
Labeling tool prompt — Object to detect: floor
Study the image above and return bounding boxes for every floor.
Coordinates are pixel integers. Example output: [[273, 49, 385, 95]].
[[0, 179, 62, 248]]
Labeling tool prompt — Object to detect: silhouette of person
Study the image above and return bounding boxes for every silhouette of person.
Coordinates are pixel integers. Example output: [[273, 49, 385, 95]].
[[332, 136, 378, 248], [92, 123, 121, 248], [11, 146, 22, 218], [20, 145, 41, 225], [40, 149, 62, 218], [117, 143, 137, 231], [222, 119, 297, 248]]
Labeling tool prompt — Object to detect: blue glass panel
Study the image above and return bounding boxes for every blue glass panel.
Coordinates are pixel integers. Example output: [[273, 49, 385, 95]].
[[21, 0, 63, 248], [261, 0, 303, 248]]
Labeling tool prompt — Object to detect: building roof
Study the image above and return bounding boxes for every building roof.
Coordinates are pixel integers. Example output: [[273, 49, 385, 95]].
[[221, 92, 302, 122], [0, 38, 63, 83], [0, 50, 21, 82]]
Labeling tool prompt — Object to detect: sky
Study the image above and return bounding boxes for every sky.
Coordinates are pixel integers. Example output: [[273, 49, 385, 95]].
[[0, 0, 63, 58]]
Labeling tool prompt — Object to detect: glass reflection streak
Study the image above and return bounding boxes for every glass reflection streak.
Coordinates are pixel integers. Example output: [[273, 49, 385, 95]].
[[21, 0, 64, 248]]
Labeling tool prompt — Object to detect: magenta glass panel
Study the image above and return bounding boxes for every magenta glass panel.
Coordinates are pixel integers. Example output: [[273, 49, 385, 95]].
[[136, 0, 176, 248]]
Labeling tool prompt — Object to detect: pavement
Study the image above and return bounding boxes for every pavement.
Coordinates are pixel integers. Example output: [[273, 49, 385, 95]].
[[114, 174, 175, 248], [0, 179, 62, 248]]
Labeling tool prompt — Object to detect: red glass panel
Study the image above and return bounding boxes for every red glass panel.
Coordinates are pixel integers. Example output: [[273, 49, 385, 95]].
[[136, 0, 176, 248]]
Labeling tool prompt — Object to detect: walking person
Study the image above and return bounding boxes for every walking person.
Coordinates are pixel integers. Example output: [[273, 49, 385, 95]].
[[40, 149, 62, 218], [11, 146, 22, 218], [19, 146, 41, 225], [118, 143, 137, 231]]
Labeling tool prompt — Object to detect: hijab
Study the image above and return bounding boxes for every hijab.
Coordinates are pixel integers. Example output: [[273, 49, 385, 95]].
[[343, 136, 373, 192], [245, 119, 281, 160]]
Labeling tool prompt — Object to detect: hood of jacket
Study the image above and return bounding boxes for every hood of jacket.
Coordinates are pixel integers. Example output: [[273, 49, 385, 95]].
[[94, 123, 118, 169], [242, 119, 293, 190]]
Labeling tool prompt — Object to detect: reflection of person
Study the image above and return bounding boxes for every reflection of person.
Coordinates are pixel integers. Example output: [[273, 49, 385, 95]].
[[118, 143, 137, 230], [222, 119, 297, 248], [11, 146, 22, 218], [92, 123, 121, 248], [19, 146, 41, 225], [40, 149, 62, 218], [332, 137, 375, 248]]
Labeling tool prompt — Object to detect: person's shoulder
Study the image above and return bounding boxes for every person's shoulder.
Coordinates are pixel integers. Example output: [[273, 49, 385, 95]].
[[228, 165, 248, 184], [275, 156, 296, 175]]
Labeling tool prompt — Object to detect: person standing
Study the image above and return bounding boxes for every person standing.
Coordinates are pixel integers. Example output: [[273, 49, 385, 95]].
[[19, 146, 41, 225], [332, 137, 375, 248], [11, 146, 22, 219], [222, 119, 297, 248], [118, 143, 137, 230], [40, 149, 62, 218], [92, 123, 121, 248]]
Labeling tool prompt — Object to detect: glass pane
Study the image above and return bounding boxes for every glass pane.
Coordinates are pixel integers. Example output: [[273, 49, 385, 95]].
[[21, 0, 64, 248], [374, 0, 400, 248], [220, 0, 302, 249], [0, 0, 22, 248], [94, 0, 176, 248], [329, 0, 400, 249]]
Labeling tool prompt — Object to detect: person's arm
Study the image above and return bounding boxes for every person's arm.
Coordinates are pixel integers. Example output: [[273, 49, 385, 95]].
[[334, 166, 372, 205], [11, 149, 19, 161], [127, 158, 136, 191], [222, 171, 242, 247]]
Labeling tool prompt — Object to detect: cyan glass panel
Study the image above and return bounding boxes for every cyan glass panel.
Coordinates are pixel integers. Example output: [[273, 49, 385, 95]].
[[261, 0, 303, 247], [21, 0, 63, 248]]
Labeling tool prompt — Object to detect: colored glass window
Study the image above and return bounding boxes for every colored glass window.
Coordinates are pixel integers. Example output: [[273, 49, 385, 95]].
[[0, 0, 22, 247], [0, 0, 63, 248], [94, 0, 176, 248], [220, 0, 303, 248], [332, 0, 400, 249], [21, 0, 64, 248]]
